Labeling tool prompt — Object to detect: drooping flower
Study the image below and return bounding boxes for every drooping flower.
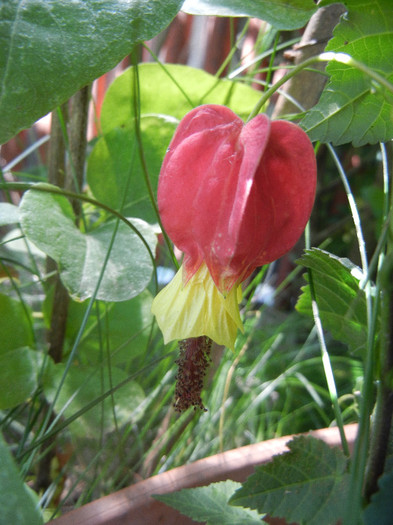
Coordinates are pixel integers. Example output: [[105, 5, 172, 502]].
[[151, 104, 317, 409]]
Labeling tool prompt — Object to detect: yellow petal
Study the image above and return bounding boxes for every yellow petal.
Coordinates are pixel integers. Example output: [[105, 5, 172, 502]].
[[151, 263, 243, 350]]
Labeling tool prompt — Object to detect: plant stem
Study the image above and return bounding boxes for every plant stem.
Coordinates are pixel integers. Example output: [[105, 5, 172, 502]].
[[66, 85, 90, 222], [35, 105, 69, 491], [364, 144, 393, 500], [35, 87, 90, 492], [46, 103, 70, 364], [248, 51, 393, 122]]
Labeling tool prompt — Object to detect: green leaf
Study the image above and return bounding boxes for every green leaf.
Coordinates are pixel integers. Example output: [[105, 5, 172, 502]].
[[296, 248, 369, 356], [99, 63, 264, 134], [19, 185, 156, 302], [0, 0, 183, 143], [0, 432, 43, 525], [64, 290, 154, 368], [155, 481, 263, 525], [0, 347, 40, 409], [87, 116, 177, 222], [230, 436, 349, 525], [301, 0, 393, 146], [0, 293, 34, 354], [0, 203, 19, 225], [181, 0, 317, 29], [43, 362, 145, 438], [363, 471, 393, 525]]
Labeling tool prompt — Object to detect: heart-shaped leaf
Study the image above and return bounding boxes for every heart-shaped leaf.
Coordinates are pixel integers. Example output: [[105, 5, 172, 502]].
[[19, 185, 156, 302], [99, 63, 264, 134], [0, 203, 19, 225]]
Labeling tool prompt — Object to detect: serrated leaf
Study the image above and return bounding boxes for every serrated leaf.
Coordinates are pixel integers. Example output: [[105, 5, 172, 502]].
[[155, 481, 263, 525], [99, 63, 263, 134], [0, 432, 43, 525], [0, 0, 183, 143], [230, 436, 349, 525], [181, 0, 317, 29], [19, 185, 156, 302], [301, 0, 393, 146], [363, 471, 393, 525], [296, 248, 369, 356]]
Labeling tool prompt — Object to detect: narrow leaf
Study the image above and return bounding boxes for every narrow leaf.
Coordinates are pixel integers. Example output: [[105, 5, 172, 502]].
[[230, 436, 349, 525], [43, 362, 145, 438], [63, 290, 154, 368]]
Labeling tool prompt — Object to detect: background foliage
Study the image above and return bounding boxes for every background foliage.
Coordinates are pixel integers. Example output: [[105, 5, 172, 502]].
[[1, 0, 393, 524]]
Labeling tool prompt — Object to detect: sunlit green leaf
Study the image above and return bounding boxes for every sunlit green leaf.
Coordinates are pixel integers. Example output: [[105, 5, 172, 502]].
[[230, 436, 349, 525], [301, 0, 393, 145], [19, 185, 156, 302], [0, 0, 183, 143], [0, 432, 43, 525], [99, 63, 263, 134], [181, 0, 317, 29]]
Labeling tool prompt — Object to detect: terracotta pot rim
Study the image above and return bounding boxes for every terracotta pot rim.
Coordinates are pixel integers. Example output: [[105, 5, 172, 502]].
[[49, 423, 358, 525]]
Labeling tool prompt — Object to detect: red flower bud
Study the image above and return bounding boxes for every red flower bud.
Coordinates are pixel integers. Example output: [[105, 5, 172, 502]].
[[158, 104, 317, 294]]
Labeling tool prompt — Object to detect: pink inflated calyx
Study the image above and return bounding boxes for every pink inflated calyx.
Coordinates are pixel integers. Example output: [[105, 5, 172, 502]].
[[158, 104, 316, 295]]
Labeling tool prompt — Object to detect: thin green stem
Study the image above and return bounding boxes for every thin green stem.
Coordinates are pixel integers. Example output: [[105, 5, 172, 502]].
[[304, 221, 349, 455], [307, 267, 349, 456], [131, 58, 179, 270], [215, 19, 250, 78], [326, 144, 377, 525], [1, 181, 157, 283], [247, 52, 393, 121], [364, 143, 393, 501]]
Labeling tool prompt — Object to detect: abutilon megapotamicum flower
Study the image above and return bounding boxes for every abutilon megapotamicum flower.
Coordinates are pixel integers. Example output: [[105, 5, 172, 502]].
[[151, 104, 317, 410]]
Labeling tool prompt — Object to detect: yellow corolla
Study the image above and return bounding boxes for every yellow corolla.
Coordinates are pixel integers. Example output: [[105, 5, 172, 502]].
[[151, 263, 243, 350]]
